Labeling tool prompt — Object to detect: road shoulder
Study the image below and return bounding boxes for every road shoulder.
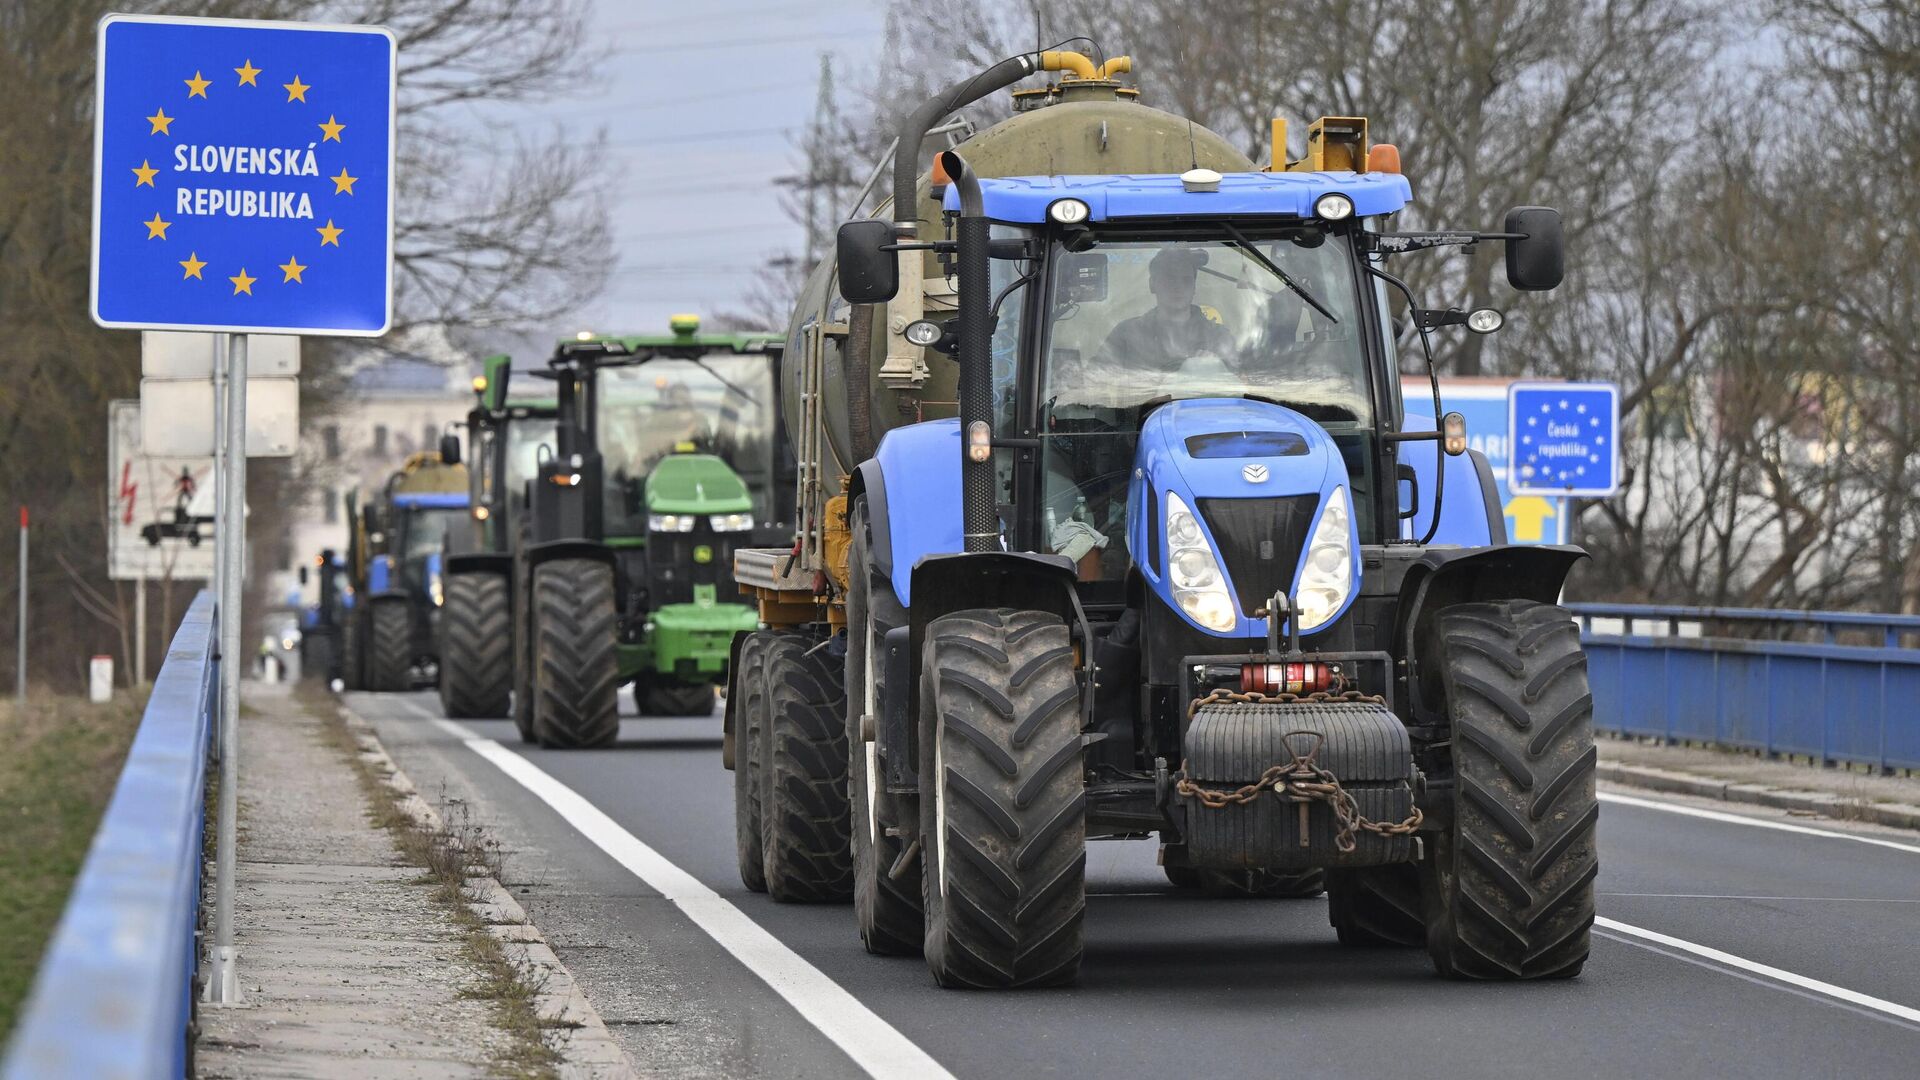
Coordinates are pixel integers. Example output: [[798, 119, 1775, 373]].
[[1599, 735, 1920, 831]]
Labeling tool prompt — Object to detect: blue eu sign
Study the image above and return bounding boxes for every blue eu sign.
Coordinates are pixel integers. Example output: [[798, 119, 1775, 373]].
[[91, 15, 395, 336], [1508, 381, 1620, 498]]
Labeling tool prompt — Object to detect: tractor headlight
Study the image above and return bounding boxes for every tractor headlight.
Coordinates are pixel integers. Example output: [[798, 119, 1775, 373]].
[[1164, 492, 1236, 633], [428, 571, 445, 607], [1314, 192, 1355, 221], [1294, 486, 1353, 632], [649, 513, 696, 533], [709, 512, 753, 533]]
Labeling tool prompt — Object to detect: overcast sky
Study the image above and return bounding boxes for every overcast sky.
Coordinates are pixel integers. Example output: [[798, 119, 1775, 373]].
[[529, 0, 886, 337]]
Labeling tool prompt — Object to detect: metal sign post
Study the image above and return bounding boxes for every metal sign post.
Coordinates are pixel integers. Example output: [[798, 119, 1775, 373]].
[[92, 13, 397, 1007]]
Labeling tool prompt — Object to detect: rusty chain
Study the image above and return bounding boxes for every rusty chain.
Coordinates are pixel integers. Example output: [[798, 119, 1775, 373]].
[[1177, 693, 1423, 853]]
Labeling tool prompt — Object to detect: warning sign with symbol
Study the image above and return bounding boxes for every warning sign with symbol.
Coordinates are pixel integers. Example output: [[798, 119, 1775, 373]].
[[109, 399, 216, 581]]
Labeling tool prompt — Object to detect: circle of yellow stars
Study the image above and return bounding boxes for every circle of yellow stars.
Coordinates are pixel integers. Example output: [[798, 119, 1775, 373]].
[[135, 56, 359, 296]]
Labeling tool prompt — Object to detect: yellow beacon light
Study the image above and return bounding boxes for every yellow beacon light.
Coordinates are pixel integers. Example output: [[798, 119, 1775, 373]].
[[471, 375, 487, 393], [669, 313, 700, 335]]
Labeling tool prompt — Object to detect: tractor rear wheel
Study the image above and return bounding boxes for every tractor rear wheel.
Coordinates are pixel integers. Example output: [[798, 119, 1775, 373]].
[[1327, 865, 1425, 946], [439, 572, 511, 718], [733, 631, 771, 893], [531, 559, 620, 749], [366, 598, 411, 692], [758, 631, 852, 902], [1425, 600, 1597, 980], [510, 561, 535, 742], [638, 678, 717, 717], [847, 501, 921, 954], [920, 608, 1085, 989]]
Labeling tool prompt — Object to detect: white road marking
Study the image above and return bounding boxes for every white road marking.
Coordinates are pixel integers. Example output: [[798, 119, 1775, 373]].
[[1596, 917, 1920, 1025], [421, 714, 956, 1080], [1602, 892, 1920, 904], [1599, 791, 1920, 856]]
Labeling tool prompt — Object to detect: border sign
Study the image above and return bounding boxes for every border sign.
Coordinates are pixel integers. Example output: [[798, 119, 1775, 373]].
[[109, 400, 215, 581], [1406, 378, 1568, 545], [1508, 381, 1621, 497], [92, 14, 396, 335]]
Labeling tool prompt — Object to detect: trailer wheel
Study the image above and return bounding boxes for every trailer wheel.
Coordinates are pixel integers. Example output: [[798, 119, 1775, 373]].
[[638, 679, 717, 717], [367, 598, 412, 692], [847, 501, 921, 954], [733, 631, 771, 892], [1425, 600, 1597, 980], [531, 559, 620, 749], [1327, 865, 1425, 946], [920, 608, 1085, 989], [759, 630, 852, 902], [439, 572, 511, 718]]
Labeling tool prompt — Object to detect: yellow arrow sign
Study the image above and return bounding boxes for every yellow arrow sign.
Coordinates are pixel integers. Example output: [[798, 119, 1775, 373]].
[[1505, 495, 1558, 542]]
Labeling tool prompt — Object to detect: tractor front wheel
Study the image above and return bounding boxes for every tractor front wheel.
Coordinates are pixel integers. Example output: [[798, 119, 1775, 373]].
[[366, 598, 411, 692], [920, 608, 1085, 989], [638, 678, 717, 717], [440, 572, 511, 718], [1424, 599, 1597, 980], [531, 559, 620, 749], [733, 631, 771, 892]]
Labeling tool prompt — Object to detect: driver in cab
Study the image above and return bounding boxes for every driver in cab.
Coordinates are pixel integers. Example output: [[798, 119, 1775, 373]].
[[1099, 247, 1231, 372]]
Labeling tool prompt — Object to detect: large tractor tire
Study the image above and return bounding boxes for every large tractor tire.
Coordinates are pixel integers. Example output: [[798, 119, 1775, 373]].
[[758, 630, 852, 902], [919, 608, 1086, 989], [531, 559, 620, 749], [366, 598, 412, 692], [1327, 865, 1425, 946], [846, 502, 921, 954], [439, 572, 511, 718], [1425, 600, 1597, 980], [732, 631, 771, 892], [638, 679, 717, 717]]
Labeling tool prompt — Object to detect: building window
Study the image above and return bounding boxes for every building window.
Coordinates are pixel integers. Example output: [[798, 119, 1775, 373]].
[[423, 424, 437, 454], [372, 424, 388, 456], [324, 488, 338, 524], [323, 424, 341, 458]]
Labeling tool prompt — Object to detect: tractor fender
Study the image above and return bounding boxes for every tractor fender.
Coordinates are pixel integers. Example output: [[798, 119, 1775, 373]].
[[522, 538, 616, 574], [445, 551, 512, 578], [1395, 544, 1587, 723], [898, 551, 1086, 777], [844, 459, 894, 582], [863, 420, 963, 608]]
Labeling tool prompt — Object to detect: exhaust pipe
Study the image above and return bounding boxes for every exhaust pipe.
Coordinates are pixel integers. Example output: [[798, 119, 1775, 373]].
[[937, 150, 997, 554]]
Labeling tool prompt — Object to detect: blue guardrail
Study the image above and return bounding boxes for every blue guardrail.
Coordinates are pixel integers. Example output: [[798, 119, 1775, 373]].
[[4, 592, 217, 1080], [1571, 603, 1920, 772]]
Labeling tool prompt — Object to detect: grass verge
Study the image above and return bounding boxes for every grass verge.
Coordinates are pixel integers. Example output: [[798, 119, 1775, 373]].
[[305, 687, 563, 1079], [0, 691, 148, 1037]]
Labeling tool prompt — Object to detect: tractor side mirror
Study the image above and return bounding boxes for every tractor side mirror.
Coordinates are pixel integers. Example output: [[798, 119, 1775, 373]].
[[1503, 206, 1564, 291], [1396, 464, 1419, 520], [299, 566, 309, 585], [836, 219, 898, 304], [438, 432, 461, 465]]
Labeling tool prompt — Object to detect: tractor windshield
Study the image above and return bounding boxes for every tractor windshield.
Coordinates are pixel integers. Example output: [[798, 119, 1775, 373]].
[[595, 355, 776, 535], [500, 416, 552, 522], [400, 507, 466, 560], [1034, 230, 1376, 575]]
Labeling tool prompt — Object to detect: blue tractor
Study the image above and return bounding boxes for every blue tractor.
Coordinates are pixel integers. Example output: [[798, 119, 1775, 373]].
[[737, 55, 1595, 990]]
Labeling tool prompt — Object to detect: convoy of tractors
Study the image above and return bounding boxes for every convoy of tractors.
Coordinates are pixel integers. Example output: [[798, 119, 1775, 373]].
[[319, 49, 1598, 989]]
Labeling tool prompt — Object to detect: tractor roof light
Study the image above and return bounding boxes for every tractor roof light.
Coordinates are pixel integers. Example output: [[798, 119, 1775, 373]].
[[904, 319, 944, 347], [1314, 192, 1355, 221], [471, 375, 488, 393], [1047, 198, 1091, 225], [1467, 308, 1504, 334]]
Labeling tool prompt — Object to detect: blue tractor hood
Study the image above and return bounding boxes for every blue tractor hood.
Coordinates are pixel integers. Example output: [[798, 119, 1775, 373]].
[[1127, 399, 1360, 638]]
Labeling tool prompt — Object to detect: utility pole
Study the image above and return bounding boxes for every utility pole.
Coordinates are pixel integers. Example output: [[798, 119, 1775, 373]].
[[15, 506, 25, 703]]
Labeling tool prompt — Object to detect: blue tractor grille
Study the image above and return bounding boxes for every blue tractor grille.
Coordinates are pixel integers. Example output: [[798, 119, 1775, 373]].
[[1198, 495, 1318, 617]]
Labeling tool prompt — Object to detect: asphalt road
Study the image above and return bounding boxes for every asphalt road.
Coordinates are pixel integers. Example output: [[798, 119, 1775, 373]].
[[347, 691, 1920, 1079]]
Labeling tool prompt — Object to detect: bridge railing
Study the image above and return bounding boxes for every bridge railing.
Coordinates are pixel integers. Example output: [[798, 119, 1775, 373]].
[[3, 592, 218, 1080], [1569, 602, 1920, 773]]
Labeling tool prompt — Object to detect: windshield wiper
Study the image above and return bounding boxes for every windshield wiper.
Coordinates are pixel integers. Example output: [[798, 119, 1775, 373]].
[[1219, 222, 1338, 324], [690, 358, 760, 405]]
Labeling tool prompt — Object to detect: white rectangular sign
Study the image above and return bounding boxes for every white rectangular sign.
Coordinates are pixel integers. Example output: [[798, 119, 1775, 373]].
[[140, 377, 301, 458], [109, 399, 215, 581], [141, 332, 301, 378]]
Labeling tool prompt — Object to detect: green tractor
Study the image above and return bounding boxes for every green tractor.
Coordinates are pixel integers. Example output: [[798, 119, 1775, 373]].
[[436, 355, 559, 724], [515, 316, 787, 747], [341, 452, 469, 692]]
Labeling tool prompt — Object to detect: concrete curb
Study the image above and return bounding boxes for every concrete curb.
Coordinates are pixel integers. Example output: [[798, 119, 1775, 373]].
[[339, 707, 639, 1080], [1598, 761, 1920, 833]]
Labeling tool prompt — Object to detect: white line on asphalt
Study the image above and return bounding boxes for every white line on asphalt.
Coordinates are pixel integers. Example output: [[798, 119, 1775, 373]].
[[1596, 917, 1920, 1025], [1602, 891, 1920, 904], [1599, 791, 1920, 855], [421, 714, 957, 1080]]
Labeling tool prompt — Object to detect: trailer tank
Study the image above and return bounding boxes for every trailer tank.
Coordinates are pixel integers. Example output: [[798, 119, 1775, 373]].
[[780, 69, 1256, 516]]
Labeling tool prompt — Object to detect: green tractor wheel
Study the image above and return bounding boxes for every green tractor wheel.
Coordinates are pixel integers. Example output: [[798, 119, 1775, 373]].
[[440, 572, 511, 718], [637, 678, 717, 717]]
